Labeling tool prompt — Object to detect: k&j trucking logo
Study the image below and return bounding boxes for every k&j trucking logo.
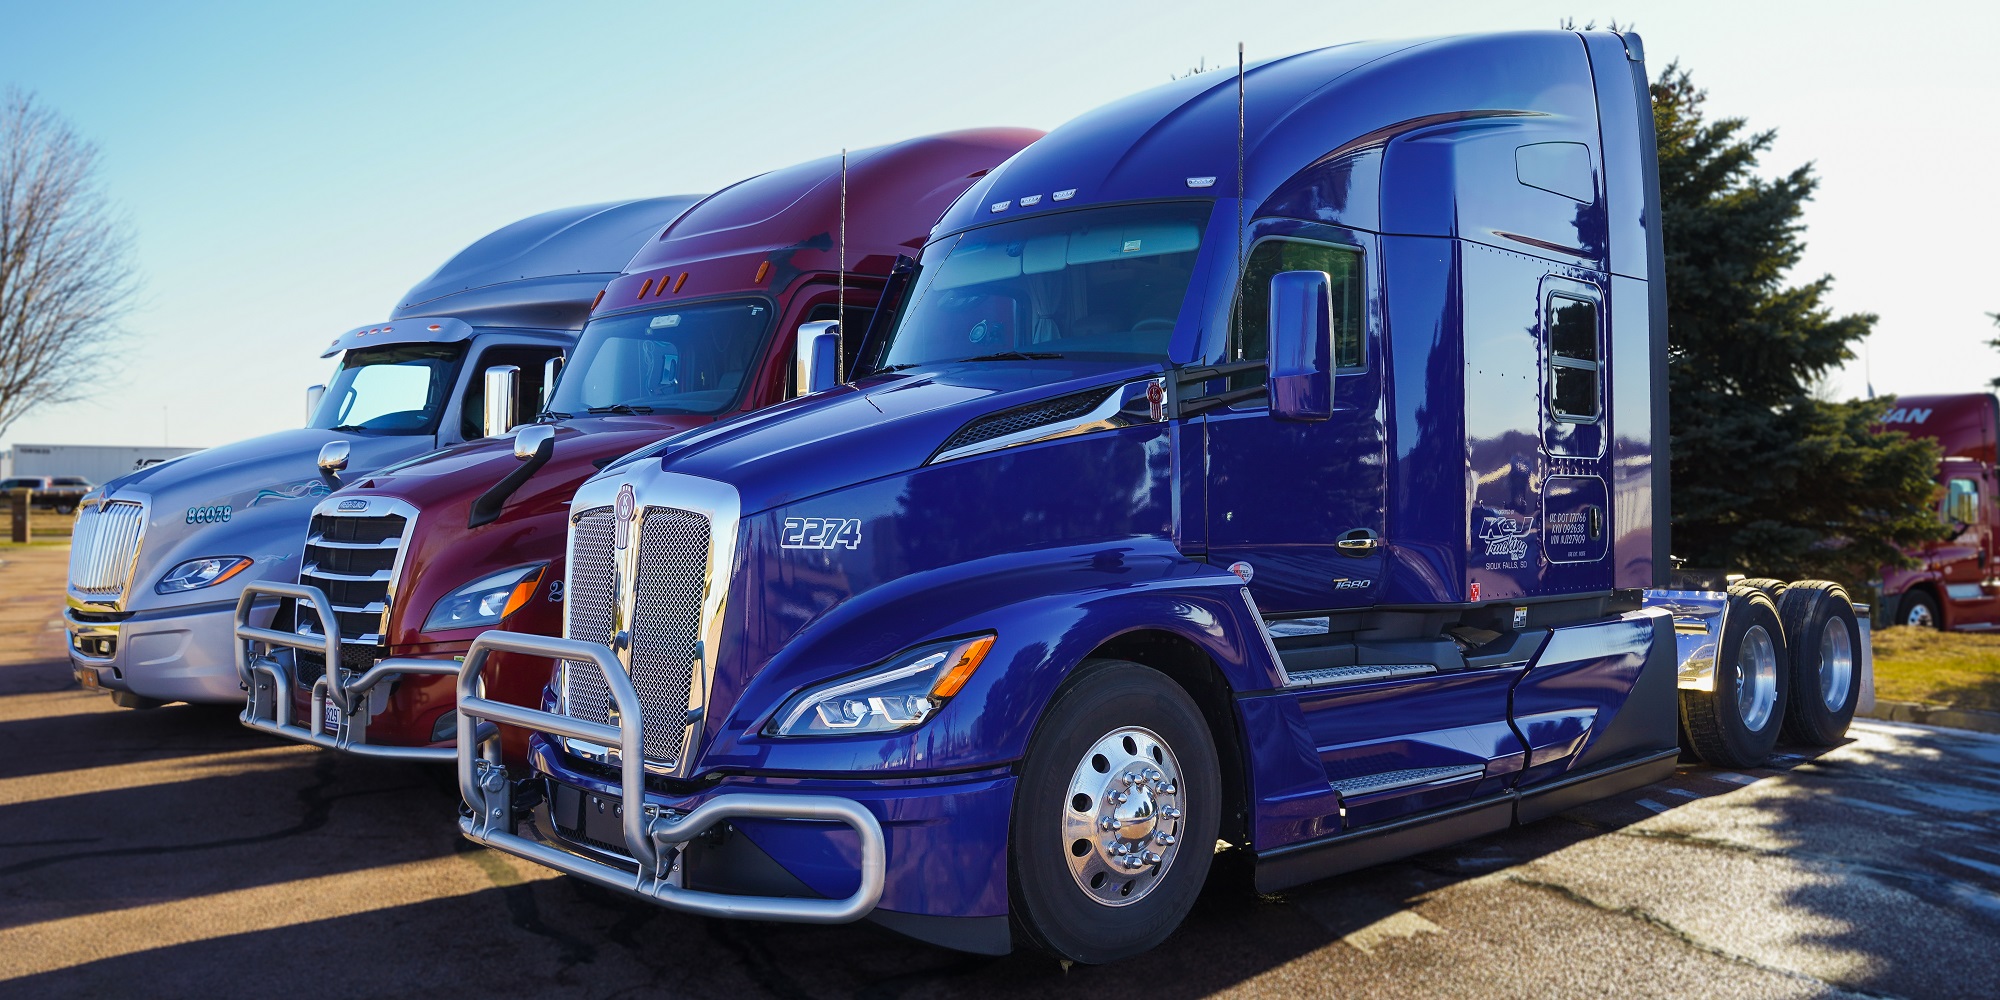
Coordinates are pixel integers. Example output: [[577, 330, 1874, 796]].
[[1478, 514, 1533, 568]]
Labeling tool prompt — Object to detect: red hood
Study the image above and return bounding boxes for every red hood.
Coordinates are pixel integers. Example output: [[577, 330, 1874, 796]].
[[331, 413, 716, 647]]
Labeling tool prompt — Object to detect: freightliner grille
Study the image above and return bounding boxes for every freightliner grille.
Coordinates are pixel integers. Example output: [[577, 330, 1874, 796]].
[[562, 505, 712, 770], [69, 501, 146, 599], [296, 510, 408, 685]]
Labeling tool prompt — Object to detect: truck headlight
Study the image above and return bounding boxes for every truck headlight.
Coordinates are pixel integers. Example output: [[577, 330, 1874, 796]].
[[422, 565, 545, 631], [767, 634, 995, 737], [155, 556, 253, 594]]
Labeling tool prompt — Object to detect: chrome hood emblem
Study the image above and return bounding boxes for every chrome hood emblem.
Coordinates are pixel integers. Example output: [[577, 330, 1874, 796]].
[[614, 484, 635, 550]]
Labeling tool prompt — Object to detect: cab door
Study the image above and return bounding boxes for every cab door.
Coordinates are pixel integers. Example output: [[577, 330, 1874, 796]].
[[1936, 464, 2000, 625], [1203, 232, 1385, 613]]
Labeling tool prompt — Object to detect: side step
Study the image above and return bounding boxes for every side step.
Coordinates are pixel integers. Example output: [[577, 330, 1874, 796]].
[[1330, 764, 1484, 797]]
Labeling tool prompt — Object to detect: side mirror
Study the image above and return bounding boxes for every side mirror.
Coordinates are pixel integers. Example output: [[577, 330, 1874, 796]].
[[317, 440, 350, 476], [794, 320, 840, 397], [541, 355, 564, 411], [1266, 270, 1333, 422], [482, 365, 520, 439], [305, 384, 325, 424], [513, 424, 555, 462]]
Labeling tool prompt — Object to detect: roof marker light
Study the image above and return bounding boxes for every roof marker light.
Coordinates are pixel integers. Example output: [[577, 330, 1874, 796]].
[[674, 271, 688, 293], [755, 260, 771, 283], [1186, 176, 1217, 188], [428, 324, 441, 331], [638, 277, 655, 299], [989, 200, 1011, 213], [1019, 194, 1043, 207], [1052, 189, 1076, 202]]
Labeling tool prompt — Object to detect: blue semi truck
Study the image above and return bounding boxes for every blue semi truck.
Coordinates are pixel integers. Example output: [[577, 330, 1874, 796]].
[[449, 30, 1870, 961]]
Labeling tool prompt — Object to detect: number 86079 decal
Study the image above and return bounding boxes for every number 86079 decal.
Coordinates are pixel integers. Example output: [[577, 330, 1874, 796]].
[[780, 516, 862, 550]]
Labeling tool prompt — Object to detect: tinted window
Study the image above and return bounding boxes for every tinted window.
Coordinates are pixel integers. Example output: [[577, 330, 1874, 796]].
[[878, 202, 1210, 370], [549, 299, 773, 416], [459, 345, 565, 439], [1547, 295, 1599, 423], [1231, 238, 1365, 375]]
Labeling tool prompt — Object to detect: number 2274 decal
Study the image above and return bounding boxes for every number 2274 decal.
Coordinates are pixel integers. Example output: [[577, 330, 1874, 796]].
[[780, 517, 862, 550]]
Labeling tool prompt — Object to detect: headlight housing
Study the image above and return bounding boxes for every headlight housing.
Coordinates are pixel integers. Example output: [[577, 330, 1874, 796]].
[[422, 565, 545, 631], [767, 634, 995, 737], [155, 556, 253, 594]]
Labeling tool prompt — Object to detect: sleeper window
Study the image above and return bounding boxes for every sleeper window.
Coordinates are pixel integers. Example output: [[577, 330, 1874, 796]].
[[1547, 295, 1600, 423]]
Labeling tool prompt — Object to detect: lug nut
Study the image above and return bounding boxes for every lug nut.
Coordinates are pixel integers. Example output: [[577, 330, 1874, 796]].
[[1144, 851, 1163, 864], [1100, 817, 1119, 832], [1123, 772, 1138, 786], [1155, 833, 1176, 846], [1161, 806, 1181, 820], [1114, 791, 1129, 804], [1159, 782, 1177, 795]]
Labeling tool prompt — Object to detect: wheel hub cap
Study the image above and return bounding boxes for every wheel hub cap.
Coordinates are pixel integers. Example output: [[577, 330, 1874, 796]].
[[1735, 624, 1779, 732], [1062, 726, 1185, 907], [1820, 620, 1854, 711]]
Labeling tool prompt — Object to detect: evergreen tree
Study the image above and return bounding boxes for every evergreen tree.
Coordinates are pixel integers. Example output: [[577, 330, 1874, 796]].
[[1655, 65, 1941, 585]]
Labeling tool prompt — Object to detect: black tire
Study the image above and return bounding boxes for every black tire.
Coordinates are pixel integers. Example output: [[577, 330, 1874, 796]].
[[1896, 589, 1942, 630], [1777, 582, 1861, 746], [1733, 578, 1788, 601], [1010, 659, 1221, 964], [1680, 589, 1790, 768]]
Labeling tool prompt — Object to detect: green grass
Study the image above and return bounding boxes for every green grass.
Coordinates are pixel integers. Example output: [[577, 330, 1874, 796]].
[[1871, 625, 2000, 712]]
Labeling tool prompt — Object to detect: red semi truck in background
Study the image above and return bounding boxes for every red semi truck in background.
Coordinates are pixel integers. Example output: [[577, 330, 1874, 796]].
[[1876, 392, 2000, 629], [236, 129, 1041, 760]]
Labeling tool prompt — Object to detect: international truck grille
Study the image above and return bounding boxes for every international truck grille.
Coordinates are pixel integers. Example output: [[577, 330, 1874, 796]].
[[562, 504, 712, 771], [68, 501, 146, 598], [295, 509, 409, 685], [937, 385, 1116, 454]]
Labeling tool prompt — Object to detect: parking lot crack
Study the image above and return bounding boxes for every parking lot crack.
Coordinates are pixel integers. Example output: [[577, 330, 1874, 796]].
[[1506, 874, 1905, 1000]]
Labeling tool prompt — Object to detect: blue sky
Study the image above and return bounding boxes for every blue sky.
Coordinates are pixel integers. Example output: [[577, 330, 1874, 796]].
[[2, 0, 1994, 449]]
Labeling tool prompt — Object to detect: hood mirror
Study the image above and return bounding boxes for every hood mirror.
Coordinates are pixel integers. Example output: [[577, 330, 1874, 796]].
[[794, 320, 840, 397], [317, 440, 351, 477], [1266, 270, 1333, 422], [482, 365, 520, 439], [513, 424, 555, 462], [305, 384, 325, 424]]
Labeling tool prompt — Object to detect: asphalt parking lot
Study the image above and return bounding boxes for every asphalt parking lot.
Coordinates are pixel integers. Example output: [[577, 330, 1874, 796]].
[[5, 543, 2000, 999]]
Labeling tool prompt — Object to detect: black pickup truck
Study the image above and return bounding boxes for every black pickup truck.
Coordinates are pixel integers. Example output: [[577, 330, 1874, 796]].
[[0, 476, 93, 514]]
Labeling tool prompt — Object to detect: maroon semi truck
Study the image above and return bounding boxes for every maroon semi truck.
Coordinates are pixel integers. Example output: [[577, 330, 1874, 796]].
[[1876, 392, 2000, 629], [237, 128, 1042, 761]]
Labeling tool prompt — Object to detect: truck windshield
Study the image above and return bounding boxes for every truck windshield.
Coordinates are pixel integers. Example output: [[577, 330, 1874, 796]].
[[309, 343, 467, 435], [546, 299, 773, 416], [874, 202, 1210, 371]]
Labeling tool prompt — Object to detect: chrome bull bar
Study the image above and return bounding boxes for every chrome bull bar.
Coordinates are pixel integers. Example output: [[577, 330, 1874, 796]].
[[455, 629, 887, 923], [233, 581, 460, 762]]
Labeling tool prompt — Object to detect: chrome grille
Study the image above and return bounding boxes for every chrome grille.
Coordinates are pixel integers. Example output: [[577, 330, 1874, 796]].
[[561, 508, 617, 728], [69, 501, 145, 598], [629, 507, 711, 765], [296, 507, 411, 685], [561, 504, 711, 770]]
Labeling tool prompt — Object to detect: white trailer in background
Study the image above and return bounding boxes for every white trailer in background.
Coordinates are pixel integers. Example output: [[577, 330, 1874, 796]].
[[3, 444, 204, 484]]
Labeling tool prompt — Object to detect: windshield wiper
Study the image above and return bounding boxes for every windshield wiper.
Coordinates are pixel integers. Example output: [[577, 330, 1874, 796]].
[[872, 363, 925, 373], [586, 404, 654, 415], [953, 351, 1065, 363], [538, 411, 572, 422]]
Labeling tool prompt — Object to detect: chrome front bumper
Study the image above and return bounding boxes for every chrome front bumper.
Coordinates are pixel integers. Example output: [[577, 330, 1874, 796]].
[[66, 599, 253, 704], [456, 629, 887, 923], [233, 581, 459, 762]]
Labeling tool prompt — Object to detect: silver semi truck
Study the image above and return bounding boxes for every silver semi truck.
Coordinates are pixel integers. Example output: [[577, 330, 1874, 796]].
[[65, 196, 700, 708]]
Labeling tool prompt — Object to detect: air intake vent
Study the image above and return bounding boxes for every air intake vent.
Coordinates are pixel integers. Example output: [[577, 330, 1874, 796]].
[[937, 386, 1116, 456]]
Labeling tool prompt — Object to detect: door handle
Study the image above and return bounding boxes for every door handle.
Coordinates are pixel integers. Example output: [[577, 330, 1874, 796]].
[[1337, 529, 1380, 555]]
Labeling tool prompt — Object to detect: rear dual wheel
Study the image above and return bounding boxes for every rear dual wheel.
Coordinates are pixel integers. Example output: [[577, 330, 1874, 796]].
[[1777, 582, 1861, 747], [1681, 587, 1789, 768], [1010, 659, 1220, 964]]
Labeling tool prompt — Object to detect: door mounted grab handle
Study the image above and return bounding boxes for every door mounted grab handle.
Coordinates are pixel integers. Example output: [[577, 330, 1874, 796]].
[[1336, 529, 1380, 554]]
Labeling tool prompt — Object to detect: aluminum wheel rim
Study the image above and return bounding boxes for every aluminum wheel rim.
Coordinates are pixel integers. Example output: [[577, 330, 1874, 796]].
[[1735, 624, 1779, 732], [1061, 725, 1185, 907], [1819, 620, 1854, 712], [1905, 602, 1935, 628]]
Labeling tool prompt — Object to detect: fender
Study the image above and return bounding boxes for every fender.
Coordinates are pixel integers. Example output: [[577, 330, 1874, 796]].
[[698, 540, 1286, 776]]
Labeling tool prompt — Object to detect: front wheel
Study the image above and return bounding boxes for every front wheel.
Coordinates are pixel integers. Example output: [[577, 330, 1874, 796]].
[[1897, 590, 1941, 630], [1010, 659, 1220, 964], [1681, 588, 1789, 768]]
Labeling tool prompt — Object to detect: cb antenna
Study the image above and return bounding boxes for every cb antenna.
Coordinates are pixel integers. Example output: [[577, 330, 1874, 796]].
[[1234, 42, 1246, 359], [838, 148, 847, 382]]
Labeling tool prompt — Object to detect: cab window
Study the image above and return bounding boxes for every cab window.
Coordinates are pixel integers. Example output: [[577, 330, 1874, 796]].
[[1228, 238, 1364, 389], [1946, 477, 1981, 526], [459, 345, 564, 439]]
